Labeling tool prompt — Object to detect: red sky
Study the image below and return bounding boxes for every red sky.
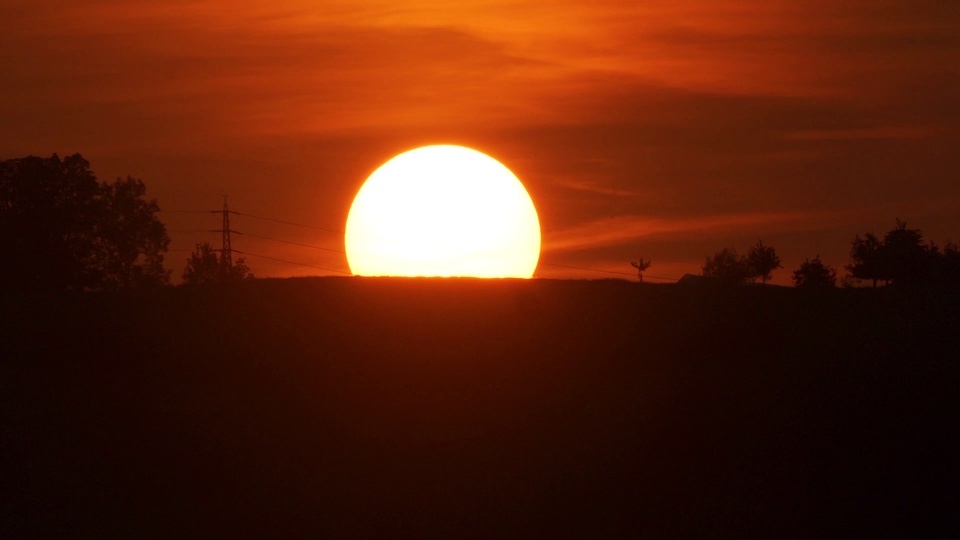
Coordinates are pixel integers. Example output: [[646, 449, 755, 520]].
[[3, 0, 959, 283]]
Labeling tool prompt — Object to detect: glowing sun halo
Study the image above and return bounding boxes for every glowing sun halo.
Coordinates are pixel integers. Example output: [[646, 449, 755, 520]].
[[345, 145, 541, 278]]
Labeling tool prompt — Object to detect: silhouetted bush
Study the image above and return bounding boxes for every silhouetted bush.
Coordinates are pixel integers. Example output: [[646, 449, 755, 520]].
[[793, 255, 836, 288], [181, 242, 254, 285]]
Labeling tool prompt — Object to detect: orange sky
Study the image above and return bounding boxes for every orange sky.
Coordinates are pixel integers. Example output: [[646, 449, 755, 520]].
[[3, 0, 959, 283]]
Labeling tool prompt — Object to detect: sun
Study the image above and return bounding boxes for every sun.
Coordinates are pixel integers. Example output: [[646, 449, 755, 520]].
[[345, 145, 541, 278]]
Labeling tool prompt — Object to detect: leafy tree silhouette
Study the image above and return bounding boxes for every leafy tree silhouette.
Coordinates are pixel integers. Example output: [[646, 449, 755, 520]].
[[0, 153, 170, 291], [88, 176, 170, 288], [793, 255, 836, 288], [746, 240, 782, 284], [881, 219, 931, 285], [847, 219, 936, 287], [939, 242, 960, 286], [847, 233, 885, 287], [702, 248, 750, 283], [181, 242, 253, 285], [630, 258, 652, 282]]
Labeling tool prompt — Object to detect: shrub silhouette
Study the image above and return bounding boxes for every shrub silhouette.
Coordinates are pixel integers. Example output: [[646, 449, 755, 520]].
[[181, 242, 254, 285], [793, 255, 836, 288]]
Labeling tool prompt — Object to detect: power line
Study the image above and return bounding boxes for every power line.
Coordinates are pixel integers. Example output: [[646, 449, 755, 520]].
[[162, 208, 343, 234], [639, 275, 677, 282], [238, 231, 346, 254], [539, 263, 633, 278], [214, 196, 235, 268], [232, 249, 351, 275], [162, 206, 348, 273], [233, 211, 343, 234], [539, 262, 677, 281]]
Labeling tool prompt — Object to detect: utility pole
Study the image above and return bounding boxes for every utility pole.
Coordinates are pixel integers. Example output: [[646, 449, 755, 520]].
[[211, 196, 239, 270]]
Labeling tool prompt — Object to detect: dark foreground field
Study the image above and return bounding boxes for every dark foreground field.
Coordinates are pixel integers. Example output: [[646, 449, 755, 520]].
[[2, 278, 959, 537]]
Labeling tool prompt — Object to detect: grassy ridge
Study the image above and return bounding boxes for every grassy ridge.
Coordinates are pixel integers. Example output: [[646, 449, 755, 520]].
[[3, 278, 958, 537]]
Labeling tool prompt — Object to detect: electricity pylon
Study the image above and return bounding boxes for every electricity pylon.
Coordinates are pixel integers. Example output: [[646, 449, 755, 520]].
[[211, 196, 239, 270]]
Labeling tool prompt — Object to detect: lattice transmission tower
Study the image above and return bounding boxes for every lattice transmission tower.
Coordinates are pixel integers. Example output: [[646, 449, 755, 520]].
[[211, 196, 239, 270]]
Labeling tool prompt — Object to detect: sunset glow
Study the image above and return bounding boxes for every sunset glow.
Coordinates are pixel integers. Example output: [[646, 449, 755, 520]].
[[2, 1, 958, 282], [5, 1, 959, 535]]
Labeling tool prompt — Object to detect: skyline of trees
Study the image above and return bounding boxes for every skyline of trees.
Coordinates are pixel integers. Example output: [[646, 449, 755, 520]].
[[701, 241, 782, 284], [693, 220, 958, 288], [844, 219, 958, 288], [3, 154, 957, 290]]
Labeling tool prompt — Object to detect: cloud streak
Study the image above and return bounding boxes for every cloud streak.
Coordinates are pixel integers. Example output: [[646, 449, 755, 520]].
[[543, 211, 829, 254]]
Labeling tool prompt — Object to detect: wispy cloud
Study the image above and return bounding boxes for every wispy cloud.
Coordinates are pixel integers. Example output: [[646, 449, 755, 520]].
[[543, 211, 830, 253], [785, 125, 940, 141]]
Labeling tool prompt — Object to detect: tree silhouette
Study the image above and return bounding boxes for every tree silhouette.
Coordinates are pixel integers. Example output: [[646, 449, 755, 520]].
[[702, 248, 750, 283], [0, 153, 169, 291], [181, 242, 253, 285], [746, 240, 782, 284], [792, 255, 836, 288], [630, 258, 652, 282], [939, 242, 960, 286], [86, 176, 170, 288], [847, 232, 885, 287], [881, 219, 931, 285], [847, 220, 936, 287]]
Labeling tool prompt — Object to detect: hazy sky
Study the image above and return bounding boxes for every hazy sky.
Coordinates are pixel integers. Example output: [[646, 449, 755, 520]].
[[3, 0, 959, 282]]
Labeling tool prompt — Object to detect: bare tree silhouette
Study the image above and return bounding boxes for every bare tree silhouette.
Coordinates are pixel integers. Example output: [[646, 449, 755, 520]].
[[630, 258, 652, 282]]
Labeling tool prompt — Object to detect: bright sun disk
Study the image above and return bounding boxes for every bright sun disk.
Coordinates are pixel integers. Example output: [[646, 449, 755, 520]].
[[345, 145, 541, 278]]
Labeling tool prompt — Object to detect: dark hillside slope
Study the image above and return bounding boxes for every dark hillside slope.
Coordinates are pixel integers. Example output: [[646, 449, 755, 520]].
[[2, 278, 959, 537]]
